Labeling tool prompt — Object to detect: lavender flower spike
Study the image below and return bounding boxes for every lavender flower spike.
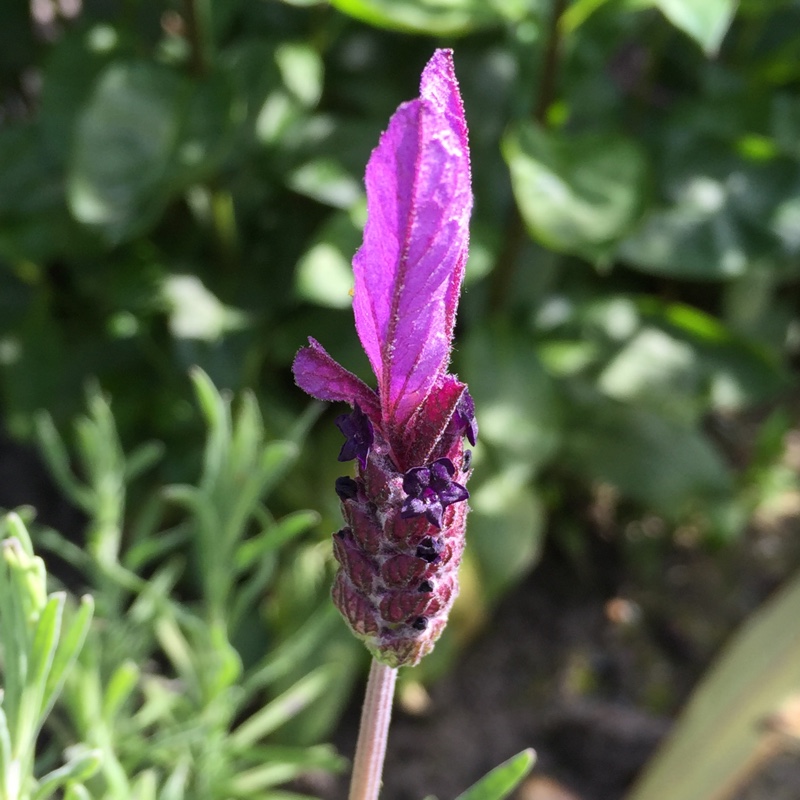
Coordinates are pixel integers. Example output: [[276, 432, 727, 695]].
[[293, 49, 475, 668]]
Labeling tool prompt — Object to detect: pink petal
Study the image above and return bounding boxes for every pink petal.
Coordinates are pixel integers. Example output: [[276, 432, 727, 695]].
[[352, 49, 472, 431], [292, 338, 381, 420]]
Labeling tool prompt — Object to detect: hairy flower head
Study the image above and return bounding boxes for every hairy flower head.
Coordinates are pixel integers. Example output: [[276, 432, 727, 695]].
[[292, 49, 474, 667]]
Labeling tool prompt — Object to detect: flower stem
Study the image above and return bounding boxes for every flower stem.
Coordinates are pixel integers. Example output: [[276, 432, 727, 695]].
[[348, 659, 398, 800]]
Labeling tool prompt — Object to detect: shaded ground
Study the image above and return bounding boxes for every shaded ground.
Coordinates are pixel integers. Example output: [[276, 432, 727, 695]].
[[326, 434, 800, 800]]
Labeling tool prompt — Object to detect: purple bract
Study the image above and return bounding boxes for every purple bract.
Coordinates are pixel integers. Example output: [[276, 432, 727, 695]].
[[292, 49, 475, 667]]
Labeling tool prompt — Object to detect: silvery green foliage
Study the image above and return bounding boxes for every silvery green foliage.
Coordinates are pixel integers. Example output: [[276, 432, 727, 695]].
[[1, 375, 346, 800]]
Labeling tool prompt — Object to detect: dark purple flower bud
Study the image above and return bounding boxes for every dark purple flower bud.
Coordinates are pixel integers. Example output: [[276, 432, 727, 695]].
[[401, 458, 469, 529], [335, 476, 359, 502], [335, 404, 374, 469], [415, 536, 442, 563], [454, 389, 478, 446], [412, 616, 428, 630], [418, 579, 434, 593]]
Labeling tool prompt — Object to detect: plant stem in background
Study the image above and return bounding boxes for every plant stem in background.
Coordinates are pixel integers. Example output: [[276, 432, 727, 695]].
[[489, 0, 567, 314], [348, 660, 398, 800], [183, 0, 213, 77]]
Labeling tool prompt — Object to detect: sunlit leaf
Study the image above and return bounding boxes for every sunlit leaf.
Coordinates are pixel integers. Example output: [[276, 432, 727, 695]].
[[329, 0, 527, 35], [68, 62, 188, 243], [619, 141, 800, 279], [653, 0, 737, 55], [295, 211, 362, 308], [504, 123, 648, 262], [455, 748, 537, 800]]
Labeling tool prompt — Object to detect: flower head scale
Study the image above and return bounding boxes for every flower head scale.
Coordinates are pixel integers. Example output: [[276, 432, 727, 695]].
[[292, 49, 474, 667]]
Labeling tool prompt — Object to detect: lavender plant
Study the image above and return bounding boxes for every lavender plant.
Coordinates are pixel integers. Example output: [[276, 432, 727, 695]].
[[0, 513, 97, 800], [293, 50, 533, 800], [0, 378, 347, 800]]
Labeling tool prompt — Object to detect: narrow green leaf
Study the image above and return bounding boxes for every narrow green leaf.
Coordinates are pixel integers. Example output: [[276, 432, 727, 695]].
[[125, 523, 191, 573], [159, 758, 190, 800], [32, 528, 92, 573], [256, 441, 299, 497], [223, 441, 299, 546], [236, 510, 320, 571], [190, 367, 228, 436], [29, 594, 65, 707], [230, 666, 335, 749], [242, 606, 339, 698], [162, 485, 220, 564], [246, 744, 346, 774], [155, 616, 199, 691], [190, 367, 232, 492], [0, 540, 27, 732], [226, 763, 313, 795], [0, 706, 12, 782], [33, 748, 102, 800], [130, 769, 158, 800], [102, 661, 140, 723], [41, 595, 94, 719], [124, 441, 165, 482], [63, 784, 92, 800], [455, 748, 536, 800], [5, 536, 47, 623], [230, 391, 263, 475], [627, 566, 800, 800], [4, 512, 35, 557]]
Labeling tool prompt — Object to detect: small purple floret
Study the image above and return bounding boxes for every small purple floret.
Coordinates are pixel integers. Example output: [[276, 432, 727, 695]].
[[454, 389, 478, 446], [335, 476, 359, 502], [336, 404, 374, 468], [401, 458, 469, 529]]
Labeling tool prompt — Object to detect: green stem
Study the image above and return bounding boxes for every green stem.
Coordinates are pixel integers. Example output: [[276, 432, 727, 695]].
[[348, 659, 398, 800]]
